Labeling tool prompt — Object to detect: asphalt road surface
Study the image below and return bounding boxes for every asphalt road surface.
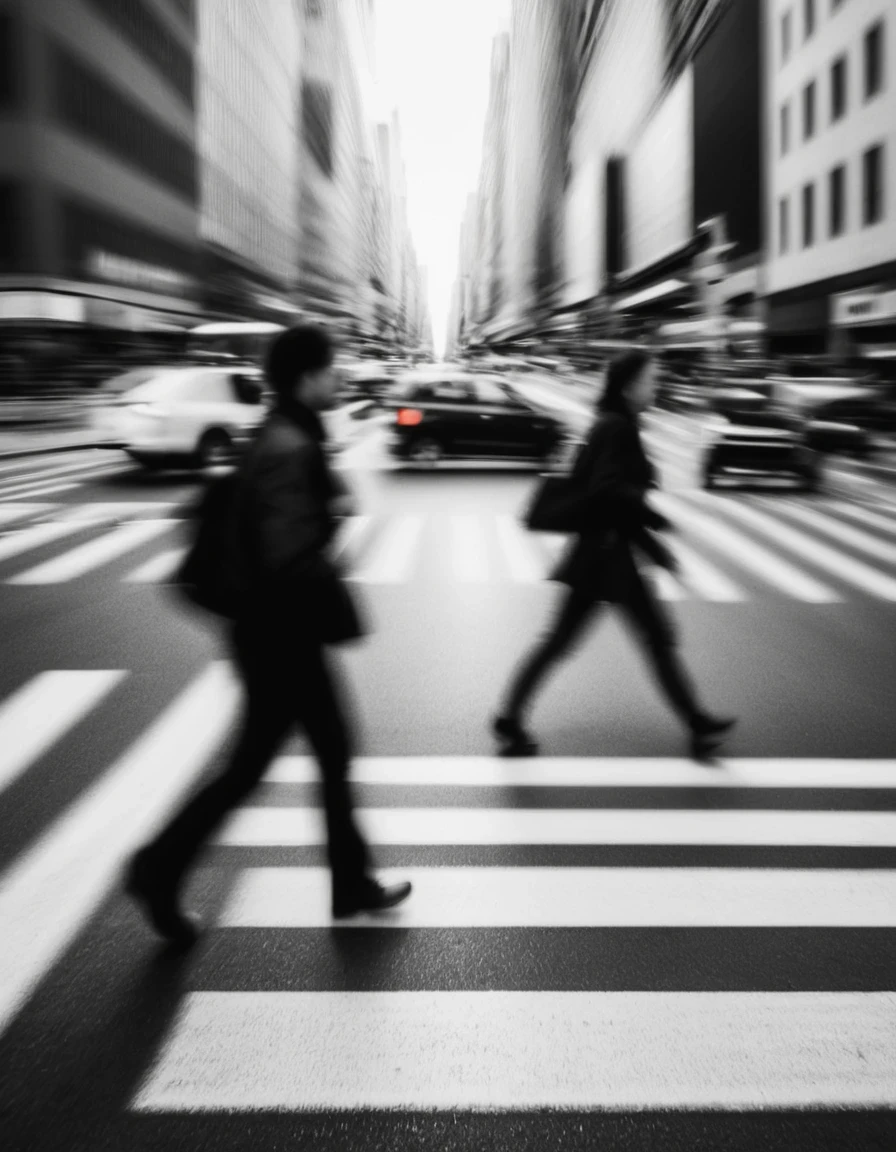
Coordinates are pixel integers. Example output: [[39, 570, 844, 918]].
[[1, 402, 895, 1152]]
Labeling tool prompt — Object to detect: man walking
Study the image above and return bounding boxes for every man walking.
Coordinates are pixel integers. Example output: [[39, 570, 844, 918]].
[[127, 325, 411, 944]]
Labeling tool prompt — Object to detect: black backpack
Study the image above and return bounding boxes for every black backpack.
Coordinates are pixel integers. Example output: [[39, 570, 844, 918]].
[[173, 467, 250, 619]]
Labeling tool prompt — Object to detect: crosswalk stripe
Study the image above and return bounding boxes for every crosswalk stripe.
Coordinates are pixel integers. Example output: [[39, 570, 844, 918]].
[[0, 482, 80, 501], [451, 515, 489, 582], [670, 538, 745, 601], [0, 503, 55, 527], [331, 515, 371, 562], [350, 514, 422, 583], [655, 492, 839, 602], [647, 565, 685, 600], [264, 755, 896, 788], [765, 500, 896, 565], [698, 495, 896, 600], [0, 670, 126, 796], [132, 990, 896, 1110], [0, 662, 238, 1038], [8, 519, 177, 584], [494, 514, 548, 582], [0, 518, 99, 563], [0, 464, 124, 500], [221, 866, 896, 928], [60, 502, 177, 521], [825, 500, 896, 538], [124, 547, 186, 583], [218, 807, 896, 847]]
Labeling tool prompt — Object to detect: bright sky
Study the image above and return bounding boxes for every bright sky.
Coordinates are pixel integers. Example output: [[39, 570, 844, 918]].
[[374, 0, 511, 356]]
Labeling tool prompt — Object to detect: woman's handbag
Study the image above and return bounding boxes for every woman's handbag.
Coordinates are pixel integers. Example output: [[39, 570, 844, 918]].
[[523, 473, 591, 533], [301, 570, 367, 645]]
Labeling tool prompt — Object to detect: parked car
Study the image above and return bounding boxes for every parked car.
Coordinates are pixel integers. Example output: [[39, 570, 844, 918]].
[[384, 370, 566, 466], [92, 365, 269, 469], [700, 388, 819, 491]]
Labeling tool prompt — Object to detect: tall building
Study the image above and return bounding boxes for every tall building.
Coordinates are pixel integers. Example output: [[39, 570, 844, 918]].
[[196, 0, 303, 320], [471, 34, 511, 344], [503, 0, 577, 329], [297, 0, 383, 343], [0, 0, 201, 342], [765, 0, 896, 362]]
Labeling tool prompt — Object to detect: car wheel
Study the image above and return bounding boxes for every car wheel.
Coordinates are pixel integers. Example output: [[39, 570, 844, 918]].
[[407, 436, 443, 466], [197, 428, 234, 469]]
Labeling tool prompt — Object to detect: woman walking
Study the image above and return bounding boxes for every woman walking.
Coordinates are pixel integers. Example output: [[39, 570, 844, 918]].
[[492, 349, 735, 762]]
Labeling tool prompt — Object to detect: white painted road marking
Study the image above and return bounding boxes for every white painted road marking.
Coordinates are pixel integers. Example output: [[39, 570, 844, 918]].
[[9, 519, 177, 584], [656, 492, 839, 602], [133, 990, 896, 1110], [701, 495, 896, 600], [0, 670, 125, 796], [218, 806, 896, 847], [0, 662, 238, 1038], [350, 515, 422, 583], [222, 866, 896, 928], [264, 755, 896, 789]]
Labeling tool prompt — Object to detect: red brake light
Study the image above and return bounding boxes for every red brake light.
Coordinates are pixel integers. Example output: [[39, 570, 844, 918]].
[[397, 408, 423, 427]]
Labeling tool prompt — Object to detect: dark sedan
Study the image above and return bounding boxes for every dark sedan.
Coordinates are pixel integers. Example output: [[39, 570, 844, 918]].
[[384, 371, 565, 466]]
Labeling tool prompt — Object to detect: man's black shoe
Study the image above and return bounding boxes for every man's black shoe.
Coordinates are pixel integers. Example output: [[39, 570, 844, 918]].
[[332, 878, 412, 919], [491, 715, 539, 757], [125, 849, 199, 947]]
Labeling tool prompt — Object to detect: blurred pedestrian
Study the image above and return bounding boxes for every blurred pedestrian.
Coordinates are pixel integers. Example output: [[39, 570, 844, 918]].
[[492, 349, 736, 762], [127, 325, 411, 945]]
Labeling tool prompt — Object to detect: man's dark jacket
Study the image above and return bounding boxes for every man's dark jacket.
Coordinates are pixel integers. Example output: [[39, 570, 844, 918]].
[[238, 402, 348, 631], [551, 405, 673, 600]]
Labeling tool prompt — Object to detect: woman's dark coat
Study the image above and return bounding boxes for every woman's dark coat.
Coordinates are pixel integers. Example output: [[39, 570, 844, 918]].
[[551, 406, 673, 601]]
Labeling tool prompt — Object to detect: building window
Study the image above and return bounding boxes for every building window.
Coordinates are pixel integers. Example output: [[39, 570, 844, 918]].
[[779, 196, 790, 253], [863, 144, 885, 225], [83, 0, 193, 106], [804, 0, 816, 39], [302, 81, 333, 177], [781, 9, 792, 63], [831, 55, 847, 120], [802, 182, 815, 246], [829, 165, 846, 236], [780, 102, 790, 154], [803, 80, 816, 139], [864, 21, 884, 100], [51, 44, 196, 201]]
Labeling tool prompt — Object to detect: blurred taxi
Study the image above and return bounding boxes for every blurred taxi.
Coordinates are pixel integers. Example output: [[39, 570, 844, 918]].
[[384, 369, 565, 466]]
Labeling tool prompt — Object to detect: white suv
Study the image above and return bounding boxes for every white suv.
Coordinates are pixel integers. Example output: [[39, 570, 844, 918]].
[[93, 366, 269, 469]]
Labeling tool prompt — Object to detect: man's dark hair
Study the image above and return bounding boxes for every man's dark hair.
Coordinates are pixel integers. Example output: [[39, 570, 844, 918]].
[[597, 348, 653, 413], [265, 325, 334, 400]]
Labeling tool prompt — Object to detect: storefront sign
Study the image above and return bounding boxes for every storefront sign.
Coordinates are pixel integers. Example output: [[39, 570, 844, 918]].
[[0, 293, 85, 322], [86, 249, 194, 296], [832, 289, 896, 327]]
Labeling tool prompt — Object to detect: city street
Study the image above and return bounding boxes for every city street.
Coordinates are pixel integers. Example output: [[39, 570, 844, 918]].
[[1, 400, 895, 1151]]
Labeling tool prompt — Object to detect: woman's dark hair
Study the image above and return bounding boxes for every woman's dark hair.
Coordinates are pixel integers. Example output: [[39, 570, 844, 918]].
[[597, 349, 653, 413], [265, 325, 334, 401]]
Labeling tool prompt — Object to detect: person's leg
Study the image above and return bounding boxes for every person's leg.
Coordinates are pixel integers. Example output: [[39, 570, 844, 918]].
[[617, 570, 705, 727], [294, 645, 370, 897], [295, 644, 411, 915], [500, 584, 599, 724], [619, 570, 737, 758], [141, 643, 294, 893]]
